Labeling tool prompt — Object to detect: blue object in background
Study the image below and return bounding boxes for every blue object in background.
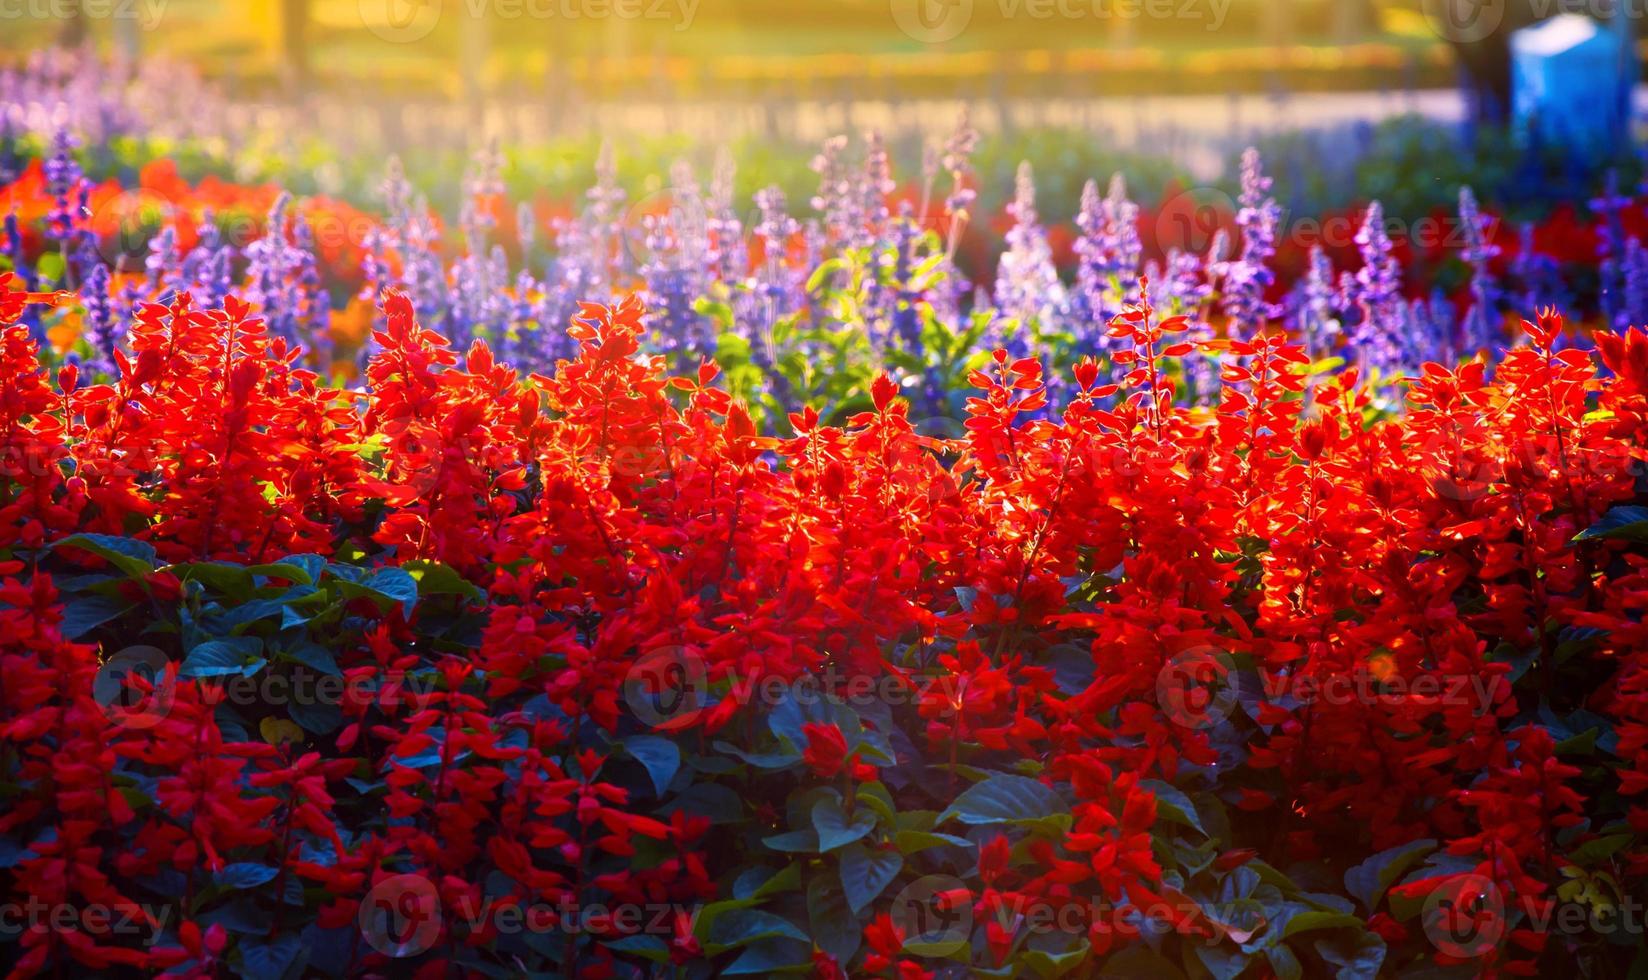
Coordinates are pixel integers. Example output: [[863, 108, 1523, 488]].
[[1511, 13, 1636, 157]]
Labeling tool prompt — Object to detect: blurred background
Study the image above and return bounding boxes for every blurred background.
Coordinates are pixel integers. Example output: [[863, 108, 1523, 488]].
[[3, 0, 1647, 335], [2, 1, 1641, 210]]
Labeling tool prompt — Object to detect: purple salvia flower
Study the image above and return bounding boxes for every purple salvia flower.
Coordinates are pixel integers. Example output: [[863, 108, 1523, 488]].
[[1509, 222, 1566, 318], [1296, 244, 1339, 362], [882, 202, 930, 357], [144, 224, 185, 300], [1347, 201, 1406, 376], [918, 141, 940, 227], [1073, 174, 1143, 336], [940, 107, 978, 260], [1221, 148, 1280, 334], [4, 211, 35, 292], [582, 140, 626, 295], [707, 148, 747, 285], [810, 135, 856, 249], [1621, 236, 1648, 332], [1591, 170, 1631, 331], [993, 161, 1065, 337], [638, 161, 713, 365], [244, 194, 303, 345], [79, 260, 118, 376], [43, 123, 83, 246], [459, 137, 505, 253], [747, 185, 803, 393], [861, 131, 894, 246], [291, 213, 333, 361], [1458, 186, 1501, 355]]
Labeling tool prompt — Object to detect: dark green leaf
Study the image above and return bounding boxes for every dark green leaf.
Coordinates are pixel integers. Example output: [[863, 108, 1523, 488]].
[[621, 735, 681, 796], [721, 938, 813, 974], [403, 560, 484, 600], [708, 909, 809, 951], [238, 933, 305, 980], [215, 862, 280, 890], [282, 642, 341, 676], [1142, 780, 1206, 836], [838, 843, 902, 914], [54, 534, 157, 577], [58, 594, 134, 639], [1575, 506, 1648, 543], [246, 562, 316, 586], [1022, 941, 1091, 979], [1343, 839, 1436, 913], [1314, 931, 1386, 980], [812, 798, 876, 852], [938, 772, 1064, 827], [1568, 833, 1633, 865], [181, 638, 265, 679]]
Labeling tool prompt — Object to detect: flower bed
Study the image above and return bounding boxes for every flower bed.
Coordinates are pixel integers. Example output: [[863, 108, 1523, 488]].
[[1, 267, 1647, 977]]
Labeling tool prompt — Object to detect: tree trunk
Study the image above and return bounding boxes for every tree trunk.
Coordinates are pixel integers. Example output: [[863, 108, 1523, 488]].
[[280, 0, 309, 95]]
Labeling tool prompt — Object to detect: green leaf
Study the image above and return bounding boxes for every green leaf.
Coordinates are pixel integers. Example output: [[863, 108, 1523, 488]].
[[938, 772, 1065, 827], [691, 897, 762, 941], [601, 934, 668, 963], [1193, 943, 1250, 980], [281, 642, 340, 676], [720, 939, 813, 974], [275, 554, 328, 585], [1142, 780, 1207, 836], [714, 741, 803, 769], [733, 863, 803, 901], [238, 933, 304, 980], [289, 696, 342, 735], [807, 877, 860, 967], [335, 567, 419, 617], [245, 562, 316, 586], [54, 534, 157, 577], [181, 638, 265, 679], [838, 843, 902, 914], [812, 798, 876, 853], [894, 830, 975, 855], [1021, 941, 1091, 979], [403, 560, 483, 600], [1279, 911, 1364, 939], [367, 567, 418, 615], [215, 862, 280, 890], [856, 781, 897, 824], [174, 562, 255, 599], [1264, 944, 1303, 980], [621, 735, 681, 796], [708, 910, 809, 952], [762, 830, 820, 853], [1575, 506, 1648, 543], [1568, 833, 1633, 865], [58, 594, 134, 639], [1555, 725, 1601, 755], [1313, 931, 1386, 980], [1343, 839, 1436, 913]]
